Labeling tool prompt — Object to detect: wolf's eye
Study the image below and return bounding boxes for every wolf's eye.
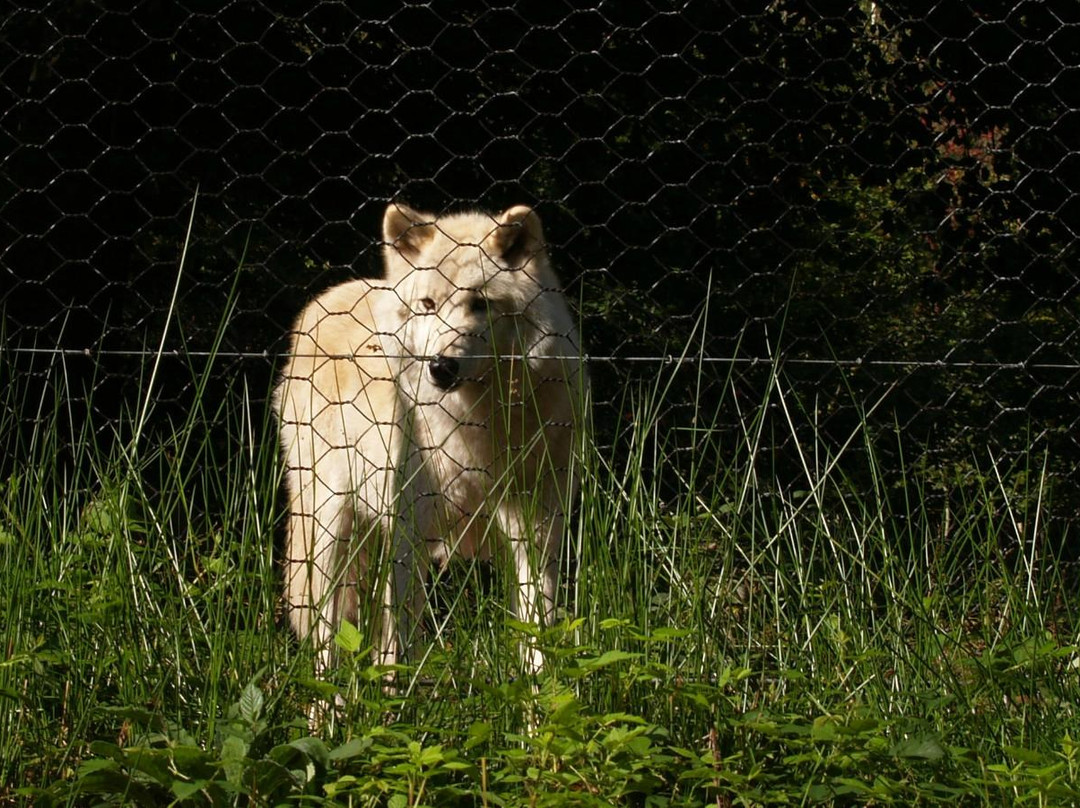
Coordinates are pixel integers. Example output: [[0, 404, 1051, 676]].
[[469, 295, 489, 315], [420, 297, 436, 312]]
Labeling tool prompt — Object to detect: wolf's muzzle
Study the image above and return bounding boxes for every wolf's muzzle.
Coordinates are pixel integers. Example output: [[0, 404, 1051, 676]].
[[428, 355, 461, 390]]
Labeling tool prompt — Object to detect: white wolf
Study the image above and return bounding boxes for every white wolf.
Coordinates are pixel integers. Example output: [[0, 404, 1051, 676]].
[[274, 202, 586, 677]]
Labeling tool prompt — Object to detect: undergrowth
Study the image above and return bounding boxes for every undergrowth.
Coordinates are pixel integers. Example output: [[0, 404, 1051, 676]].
[[3, 342, 1078, 806], [2, 245, 1079, 804]]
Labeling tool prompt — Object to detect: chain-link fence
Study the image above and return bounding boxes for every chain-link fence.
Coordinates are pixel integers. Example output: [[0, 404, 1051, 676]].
[[3, 2, 1079, 521]]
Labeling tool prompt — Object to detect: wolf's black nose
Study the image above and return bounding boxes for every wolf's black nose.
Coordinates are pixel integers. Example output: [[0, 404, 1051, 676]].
[[428, 355, 461, 390]]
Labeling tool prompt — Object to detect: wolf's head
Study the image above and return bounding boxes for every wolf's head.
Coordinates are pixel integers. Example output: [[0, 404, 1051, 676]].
[[382, 203, 573, 397]]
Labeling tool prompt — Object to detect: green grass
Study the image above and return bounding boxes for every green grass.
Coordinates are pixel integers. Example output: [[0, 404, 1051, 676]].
[[4, 349, 1075, 803], [2, 335, 1079, 805]]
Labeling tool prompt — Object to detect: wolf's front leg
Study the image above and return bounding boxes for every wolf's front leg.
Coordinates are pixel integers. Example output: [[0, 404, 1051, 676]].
[[284, 467, 356, 679], [361, 453, 428, 674], [376, 528, 429, 671], [499, 501, 561, 675]]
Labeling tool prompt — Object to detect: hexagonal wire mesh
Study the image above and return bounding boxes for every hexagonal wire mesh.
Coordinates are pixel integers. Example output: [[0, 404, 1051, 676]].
[[2, 1, 1079, 533]]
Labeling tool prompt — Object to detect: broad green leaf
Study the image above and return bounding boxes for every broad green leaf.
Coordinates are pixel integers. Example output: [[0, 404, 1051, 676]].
[[290, 736, 330, 769], [220, 735, 248, 786], [220, 735, 248, 762], [892, 736, 945, 761], [238, 681, 264, 724], [1003, 745, 1046, 764], [76, 758, 119, 775], [335, 619, 365, 654], [170, 779, 205, 800], [506, 618, 541, 637], [418, 744, 446, 767], [836, 719, 881, 735], [810, 717, 837, 741], [465, 721, 492, 750], [648, 627, 690, 641], [598, 712, 649, 726], [579, 649, 641, 671], [88, 741, 124, 763], [329, 736, 374, 761]]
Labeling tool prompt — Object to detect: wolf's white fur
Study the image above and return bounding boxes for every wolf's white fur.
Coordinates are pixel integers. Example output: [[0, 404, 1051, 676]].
[[274, 203, 586, 677]]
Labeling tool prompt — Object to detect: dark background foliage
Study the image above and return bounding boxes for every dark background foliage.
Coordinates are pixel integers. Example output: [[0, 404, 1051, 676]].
[[2, 1, 1078, 516]]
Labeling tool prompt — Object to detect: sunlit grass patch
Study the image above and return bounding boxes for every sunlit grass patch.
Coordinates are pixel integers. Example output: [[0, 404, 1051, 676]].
[[2, 313, 1079, 805]]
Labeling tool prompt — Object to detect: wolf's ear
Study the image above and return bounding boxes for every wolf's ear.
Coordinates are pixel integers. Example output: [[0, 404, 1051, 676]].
[[492, 205, 544, 268], [383, 202, 436, 267]]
